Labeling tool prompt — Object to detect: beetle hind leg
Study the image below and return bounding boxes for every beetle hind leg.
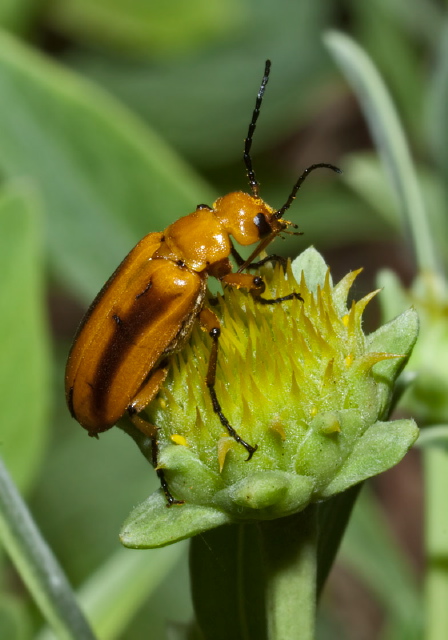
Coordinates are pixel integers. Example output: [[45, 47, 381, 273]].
[[127, 367, 183, 506], [128, 411, 183, 507]]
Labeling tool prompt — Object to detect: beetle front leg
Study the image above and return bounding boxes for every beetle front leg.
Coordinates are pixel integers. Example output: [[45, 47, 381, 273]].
[[247, 254, 287, 269], [231, 243, 287, 270], [199, 308, 258, 461], [221, 272, 303, 305], [251, 275, 304, 305]]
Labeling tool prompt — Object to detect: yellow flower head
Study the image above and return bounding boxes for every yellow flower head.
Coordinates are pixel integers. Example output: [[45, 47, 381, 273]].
[[121, 248, 419, 548]]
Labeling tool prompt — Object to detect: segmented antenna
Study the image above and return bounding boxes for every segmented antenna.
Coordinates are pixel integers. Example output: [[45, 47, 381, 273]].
[[274, 163, 342, 219], [244, 60, 271, 199]]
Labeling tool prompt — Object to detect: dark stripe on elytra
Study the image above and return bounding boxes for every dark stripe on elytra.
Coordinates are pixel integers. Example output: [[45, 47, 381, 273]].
[[92, 292, 177, 418], [135, 281, 152, 299], [67, 386, 75, 418]]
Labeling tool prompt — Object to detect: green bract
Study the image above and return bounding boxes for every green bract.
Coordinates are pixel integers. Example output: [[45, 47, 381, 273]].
[[120, 248, 419, 548], [378, 268, 448, 425]]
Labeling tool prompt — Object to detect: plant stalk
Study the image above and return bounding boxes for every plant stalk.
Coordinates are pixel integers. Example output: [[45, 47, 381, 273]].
[[424, 444, 448, 640], [258, 505, 318, 640]]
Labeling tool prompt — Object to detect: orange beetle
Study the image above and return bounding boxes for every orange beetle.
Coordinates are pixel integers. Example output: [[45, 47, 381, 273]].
[[65, 61, 340, 504]]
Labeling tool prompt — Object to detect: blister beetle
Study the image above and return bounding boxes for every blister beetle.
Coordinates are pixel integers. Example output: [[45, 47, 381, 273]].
[[65, 60, 340, 504]]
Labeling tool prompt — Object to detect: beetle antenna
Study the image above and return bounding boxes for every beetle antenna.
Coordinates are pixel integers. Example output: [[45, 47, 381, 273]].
[[244, 60, 271, 199], [274, 163, 342, 219]]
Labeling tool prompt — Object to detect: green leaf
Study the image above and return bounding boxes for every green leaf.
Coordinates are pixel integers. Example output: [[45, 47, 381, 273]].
[[344, 153, 447, 270], [36, 545, 187, 640], [324, 30, 437, 275], [120, 491, 232, 549], [0, 181, 50, 492], [31, 412, 194, 640], [0, 593, 32, 640], [370, 0, 443, 46], [48, 0, 243, 56], [321, 419, 419, 497], [0, 458, 96, 640], [77, 545, 186, 640], [427, 20, 448, 202], [67, 0, 333, 166], [349, 0, 426, 143], [166, 621, 202, 640], [0, 29, 214, 302], [0, 0, 38, 33]]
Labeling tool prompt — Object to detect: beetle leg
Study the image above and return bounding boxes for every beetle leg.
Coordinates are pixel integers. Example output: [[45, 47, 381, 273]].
[[252, 287, 304, 305], [151, 426, 184, 507], [129, 411, 183, 507], [221, 273, 303, 305], [221, 272, 265, 291], [230, 244, 245, 267], [199, 308, 258, 461], [231, 242, 286, 270], [129, 366, 169, 416], [128, 366, 184, 506], [246, 254, 287, 269]]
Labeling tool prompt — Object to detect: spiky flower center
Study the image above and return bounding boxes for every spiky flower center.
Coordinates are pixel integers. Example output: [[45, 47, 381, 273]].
[[146, 260, 394, 484]]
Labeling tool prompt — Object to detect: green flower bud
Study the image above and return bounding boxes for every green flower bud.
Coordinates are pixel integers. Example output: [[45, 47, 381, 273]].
[[121, 248, 419, 548], [378, 268, 448, 424]]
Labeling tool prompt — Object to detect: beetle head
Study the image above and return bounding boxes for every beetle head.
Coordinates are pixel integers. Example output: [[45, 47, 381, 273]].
[[213, 191, 287, 247]]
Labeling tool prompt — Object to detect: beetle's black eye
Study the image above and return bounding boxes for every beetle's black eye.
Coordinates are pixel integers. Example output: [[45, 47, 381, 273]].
[[253, 213, 272, 237]]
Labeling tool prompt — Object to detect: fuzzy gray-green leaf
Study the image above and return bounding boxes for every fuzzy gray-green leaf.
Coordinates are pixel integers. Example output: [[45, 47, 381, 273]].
[[120, 491, 232, 549], [321, 419, 419, 497]]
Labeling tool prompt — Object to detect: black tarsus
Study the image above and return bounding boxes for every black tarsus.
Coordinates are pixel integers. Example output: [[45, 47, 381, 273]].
[[208, 386, 258, 461], [150, 426, 184, 507], [255, 291, 304, 305]]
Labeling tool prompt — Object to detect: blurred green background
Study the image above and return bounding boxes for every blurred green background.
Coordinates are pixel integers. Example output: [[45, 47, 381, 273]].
[[1, 0, 445, 638]]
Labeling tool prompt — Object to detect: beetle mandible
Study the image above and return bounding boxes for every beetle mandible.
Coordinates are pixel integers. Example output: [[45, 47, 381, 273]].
[[65, 60, 340, 505]]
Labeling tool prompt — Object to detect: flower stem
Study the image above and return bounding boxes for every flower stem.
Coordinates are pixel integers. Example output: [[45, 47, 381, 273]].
[[424, 444, 448, 640], [258, 506, 318, 640], [0, 457, 96, 640]]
